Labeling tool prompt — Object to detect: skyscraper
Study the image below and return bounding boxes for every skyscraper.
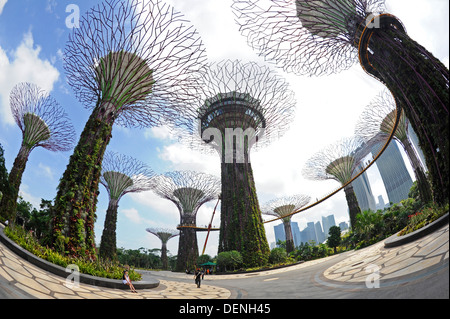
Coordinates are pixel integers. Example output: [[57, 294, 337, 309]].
[[302, 222, 317, 244], [314, 222, 325, 244], [274, 223, 285, 246], [291, 222, 302, 248], [322, 214, 336, 239], [352, 163, 377, 212], [372, 141, 413, 204]]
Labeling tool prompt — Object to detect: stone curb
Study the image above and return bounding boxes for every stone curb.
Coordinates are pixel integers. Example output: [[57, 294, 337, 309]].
[[0, 225, 159, 290], [384, 212, 449, 248]]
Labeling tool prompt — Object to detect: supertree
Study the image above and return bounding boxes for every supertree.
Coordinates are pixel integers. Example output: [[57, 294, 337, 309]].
[[261, 194, 311, 253], [355, 90, 432, 203], [152, 171, 221, 272], [232, 0, 449, 206], [177, 59, 296, 267], [145, 227, 179, 270], [98, 151, 155, 260], [51, 0, 206, 259], [0, 82, 75, 223], [302, 136, 375, 227]]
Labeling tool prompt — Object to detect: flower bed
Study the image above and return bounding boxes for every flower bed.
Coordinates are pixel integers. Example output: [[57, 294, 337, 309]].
[[398, 203, 448, 236]]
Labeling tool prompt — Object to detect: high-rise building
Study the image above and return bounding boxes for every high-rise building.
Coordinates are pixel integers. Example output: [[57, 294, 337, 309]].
[[274, 221, 302, 248], [291, 221, 302, 248], [372, 141, 413, 204], [314, 221, 325, 244], [302, 222, 317, 244], [322, 214, 336, 238], [339, 221, 349, 232], [376, 195, 387, 211], [352, 163, 377, 212], [274, 223, 285, 246]]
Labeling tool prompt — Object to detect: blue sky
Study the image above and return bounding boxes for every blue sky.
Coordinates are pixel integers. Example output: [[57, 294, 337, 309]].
[[0, 0, 448, 257]]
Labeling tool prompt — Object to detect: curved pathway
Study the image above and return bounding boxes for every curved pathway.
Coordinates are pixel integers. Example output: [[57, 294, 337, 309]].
[[0, 223, 448, 299], [0, 237, 230, 299]]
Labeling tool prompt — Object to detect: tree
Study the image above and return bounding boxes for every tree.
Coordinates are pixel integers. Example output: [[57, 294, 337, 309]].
[[269, 247, 287, 264], [197, 254, 213, 265], [217, 250, 243, 272], [0, 144, 10, 210], [28, 199, 53, 242], [327, 226, 341, 254]]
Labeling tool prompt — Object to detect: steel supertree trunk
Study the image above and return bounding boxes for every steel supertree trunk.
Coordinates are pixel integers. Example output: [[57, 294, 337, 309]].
[[357, 14, 448, 205], [261, 194, 311, 253], [355, 90, 433, 204], [98, 152, 155, 261], [178, 60, 295, 267], [0, 83, 74, 223], [233, 0, 449, 206], [146, 228, 179, 270], [219, 158, 269, 266], [152, 171, 220, 272], [302, 137, 374, 227]]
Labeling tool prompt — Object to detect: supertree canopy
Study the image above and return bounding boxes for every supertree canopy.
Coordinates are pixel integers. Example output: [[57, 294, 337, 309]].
[[51, 0, 206, 259], [177, 59, 296, 267], [98, 151, 155, 260], [146, 227, 179, 270], [0, 82, 75, 223], [302, 136, 374, 227], [355, 90, 432, 203], [152, 171, 220, 272], [232, 0, 449, 206], [261, 194, 311, 253]]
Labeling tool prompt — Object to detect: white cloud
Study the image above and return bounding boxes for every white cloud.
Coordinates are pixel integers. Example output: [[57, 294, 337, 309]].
[[128, 190, 180, 221], [158, 142, 220, 175], [121, 207, 146, 224], [145, 125, 175, 140], [18, 184, 41, 209], [37, 162, 54, 180], [0, 31, 60, 125], [0, 0, 7, 15]]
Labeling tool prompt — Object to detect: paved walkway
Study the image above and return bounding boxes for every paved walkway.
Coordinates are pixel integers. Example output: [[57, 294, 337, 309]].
[[323, 223, 448, 286], [0, 223, 448, 299], [0, 240, 230, 299]]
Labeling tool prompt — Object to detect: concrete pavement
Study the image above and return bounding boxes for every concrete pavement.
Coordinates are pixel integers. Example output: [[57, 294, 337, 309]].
[[0, 222, 448, 299], [0, 237, 230, 299]]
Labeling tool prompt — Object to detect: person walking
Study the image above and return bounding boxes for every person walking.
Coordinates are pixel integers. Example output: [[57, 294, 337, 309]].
[[194, 268, 202, 288]]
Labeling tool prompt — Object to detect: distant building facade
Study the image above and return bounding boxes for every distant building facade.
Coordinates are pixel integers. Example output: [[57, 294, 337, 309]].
[[372, 141, 413, 204]]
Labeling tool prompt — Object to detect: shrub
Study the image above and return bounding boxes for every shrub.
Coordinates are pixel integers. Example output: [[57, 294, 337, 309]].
[[216, 250, 243, 272], [399, 203, 448, 236], [269, 247, 287, 264]]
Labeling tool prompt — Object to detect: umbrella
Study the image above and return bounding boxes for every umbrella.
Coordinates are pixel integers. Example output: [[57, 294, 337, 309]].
[[200, 262, 216, 266]]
